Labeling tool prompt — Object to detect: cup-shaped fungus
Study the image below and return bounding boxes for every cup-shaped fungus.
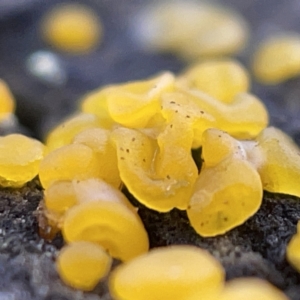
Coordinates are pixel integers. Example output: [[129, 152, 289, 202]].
[[46, 113, 102, 152], [247, 127, 300, 198], [111, 127, 198, 212], [62, 201, 149, 261], [286, 222, 300, 272], [39, 144, 102, 189], [40, 3, 102, 54], [0, 79, 15, 121], [252, 33, 300, 84], [56, 241, 112, 291], [0, 134, 45, 187], [177, 59, 250, 104], [109, 245, 224, 300], [187, 128, 262, 237], [218, 278, 288, 300], [72, 128, 121, 188]]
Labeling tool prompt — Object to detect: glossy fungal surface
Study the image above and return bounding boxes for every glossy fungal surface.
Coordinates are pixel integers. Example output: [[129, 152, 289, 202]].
[[0, 79, 15, 120], [39, 143, 101, 189], [252, 33, 300, 84], [109, 245, 224, 300], [219, 278, 289, 300], [287, 222, 300, 272], [62, 201, 149, 261], [177, 59, 250, 103], [0, 134, 45, 187], [41, 3, 102, 54], [56, 241, 112, 291]]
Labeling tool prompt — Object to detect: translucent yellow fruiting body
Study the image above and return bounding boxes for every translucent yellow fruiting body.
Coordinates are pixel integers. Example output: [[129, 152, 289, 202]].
[[39, 144, 101, 189], [177, 59, 250, 103], [72, 128, 121, 188], [56, 241, 112, 291], [219, 278, 288, 300], [46, 113, 102, 152], [287, 222, 300, 272], [0, 79, 15, 120], [252, 34, 300, 84], [62, 201, 149, 261], [112, 127, 197, 212], [41, 3, 102, 54], [109, 245, 224, 300], [248, 127, 300, 198], [0, 134, 45, 187]]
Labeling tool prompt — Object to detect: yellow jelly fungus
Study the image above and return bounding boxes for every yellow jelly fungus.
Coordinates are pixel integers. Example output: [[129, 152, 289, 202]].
[[287, 222, 300, 272], [39, 143, 101, 189], [0, 134, 45, 187], [188, 157, 262, 237], [247, 127, 300, 197], [0, 79, 15, 120], [56, 241, 112, 291], [219, 278, 288, 300], [46, 113, 102, 152], [106, 72, 175, 128], [62, 201, 149, 261], [40, 3, 102, 54], [185, 89, 269, 140], [109, 245, 224, 300], [252, 33, 300, 84], [72, 128, 121, 188], [177, 59, 250, 104], [134, 1, 249, 60], [112, 127, 198, 212]]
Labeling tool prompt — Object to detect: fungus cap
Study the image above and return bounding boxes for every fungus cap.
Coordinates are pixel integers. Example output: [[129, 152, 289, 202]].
[[62, 201, 149, 261], [109, 245, 224, 300], [286, 221, 300, 272], [56, 241, 112, 291], [0, 79, 15, 120]]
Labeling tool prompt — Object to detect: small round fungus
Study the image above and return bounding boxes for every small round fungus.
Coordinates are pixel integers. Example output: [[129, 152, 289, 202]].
[[0, 134, 45, 187], [177, 59, 250, 103], [286, 222, 300, 272], [109, 245, 224, 300], [56, 241, 112, 291], [62, 201, 149, 261], [0, 79, 15, 120], [219, 278, 288, 300], [39, 143, 101, 189], [41, 3, 102, 54], [252, 33, 300, 84]]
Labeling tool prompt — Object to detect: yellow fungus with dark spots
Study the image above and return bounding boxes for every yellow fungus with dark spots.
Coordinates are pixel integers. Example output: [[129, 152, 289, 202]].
[[62, 201, 149, 261], [41, 3, 102, 54], [219, 278, 289, 300], [0, 134, 45, 187], [56, 241, 112, 291], [109, 245, 224, 300]]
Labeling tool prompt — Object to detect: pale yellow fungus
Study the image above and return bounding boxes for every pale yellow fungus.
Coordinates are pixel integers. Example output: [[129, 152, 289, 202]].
[[46, 113, 102, 152], [287, 222, 300, 272], [62, 201, 149, 261], [177, 59, 250, 103], [252, 33, 300, 84], [219, 278, 289, 300], [109, 245, 224, 300], [0, 79, 15, 121], [41, 3, 102, 54], [0, 134, 45, 187], [56, 241, 112, 291]]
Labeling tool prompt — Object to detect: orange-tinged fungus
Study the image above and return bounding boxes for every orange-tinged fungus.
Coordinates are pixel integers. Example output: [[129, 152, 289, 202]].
[[252, 33, 300, 84], [72, 128, 121, 188], [219, 278, 289, 300], [46, 113, 102, 152], [56, 241, 112, 291], [39, 143, 101, 189], [0, 79, 15, 121], [0, 134, 45, 187], [62, 201, 149, 261], [41, 3, 102, 54], [177, 59, 250, 103], [109, 245, 224, 300], [112, 127, 197, 212]]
